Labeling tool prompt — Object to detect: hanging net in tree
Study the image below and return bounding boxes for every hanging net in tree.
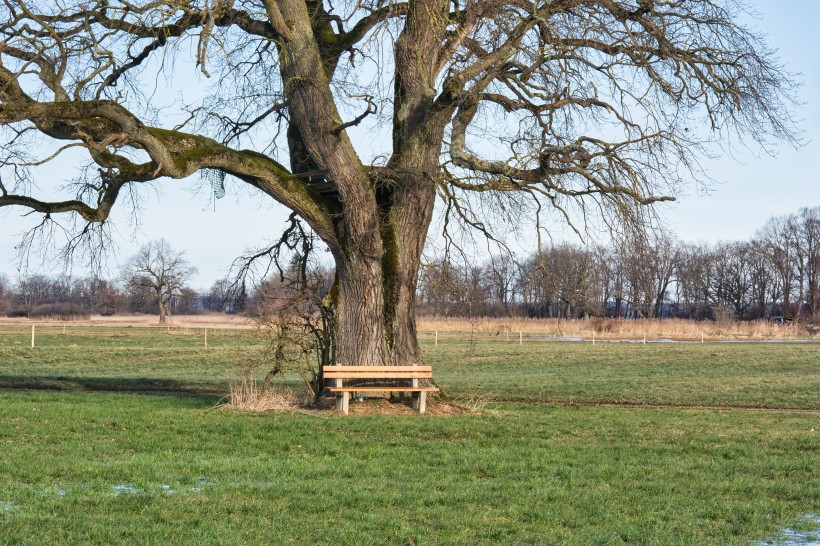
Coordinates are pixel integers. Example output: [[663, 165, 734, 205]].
[[201, 168, 226, 199]]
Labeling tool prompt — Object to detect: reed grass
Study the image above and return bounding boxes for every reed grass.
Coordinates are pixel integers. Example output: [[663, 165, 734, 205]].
[[2, 314, 813, 340], [225, 367, 301, 412], [418, 316, 814, 340]]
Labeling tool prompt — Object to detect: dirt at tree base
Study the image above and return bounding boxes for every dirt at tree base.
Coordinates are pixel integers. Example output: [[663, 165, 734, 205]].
[[308, 396, 480, 416]]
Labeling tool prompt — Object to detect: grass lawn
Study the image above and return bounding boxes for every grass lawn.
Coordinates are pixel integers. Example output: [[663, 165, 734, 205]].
[[0, 326, 818, 544], [425, 339, 820, 410]]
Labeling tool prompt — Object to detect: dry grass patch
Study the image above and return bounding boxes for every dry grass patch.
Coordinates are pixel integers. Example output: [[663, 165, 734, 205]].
[[224, 372, 301, 412], [0, 313, 254, 329], [418, 316, 814, 340], [317, 396, 479, 416]]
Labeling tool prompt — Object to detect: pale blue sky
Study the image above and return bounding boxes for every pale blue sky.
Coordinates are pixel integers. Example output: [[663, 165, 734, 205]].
[[0, 0, 817, 289], [659, 0, 820, 243]]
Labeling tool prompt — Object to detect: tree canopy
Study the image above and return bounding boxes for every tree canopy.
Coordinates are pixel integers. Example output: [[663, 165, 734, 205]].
[[0, 0, 799, 366]]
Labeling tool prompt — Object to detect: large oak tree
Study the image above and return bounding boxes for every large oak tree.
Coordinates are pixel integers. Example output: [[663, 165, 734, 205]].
[[0, 1, 797, 366]]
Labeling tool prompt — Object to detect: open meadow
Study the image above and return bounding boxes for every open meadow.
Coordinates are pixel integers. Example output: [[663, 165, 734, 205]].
[[0, 324, 817, 545]]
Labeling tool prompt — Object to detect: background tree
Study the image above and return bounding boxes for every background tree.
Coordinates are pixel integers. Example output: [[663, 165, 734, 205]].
[[203, 278, 233, 313], [711, 241, 754, 320], [419, 258, 464, 316], [0, 1, 798, 366], [757, 214, 800, 320], [14, 274, 53, 313], [174, 287, 202, 315], [675, 244, 716, 320], [793, 207, 820, 322], [746, 239, 778, 320], [418, 256, 490, 317], [483, 254, 520, 316], [123, 239, 197, 324], [0, 274, 9, 314]]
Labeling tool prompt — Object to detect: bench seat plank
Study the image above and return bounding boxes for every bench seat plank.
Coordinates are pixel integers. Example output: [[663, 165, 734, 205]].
[[323, 372, 433, 379], [328, 387, 440, 392], [324, 366, 432, 372]]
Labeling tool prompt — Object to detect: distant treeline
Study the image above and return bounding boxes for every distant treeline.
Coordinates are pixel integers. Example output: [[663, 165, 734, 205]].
[[419, 206, 819, 323], [1, 206, 817, 323], [0, 273, 255, 319]]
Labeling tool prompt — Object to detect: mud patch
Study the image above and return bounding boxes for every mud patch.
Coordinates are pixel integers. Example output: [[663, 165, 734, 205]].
[[315, 396, 483, 416]]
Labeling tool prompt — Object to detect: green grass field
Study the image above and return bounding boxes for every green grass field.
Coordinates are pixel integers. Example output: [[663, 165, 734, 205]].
[[0, 326, 818, 545]]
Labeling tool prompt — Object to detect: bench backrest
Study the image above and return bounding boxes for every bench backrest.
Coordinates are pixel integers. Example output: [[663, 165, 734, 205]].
[[323, 365, 433, 379]]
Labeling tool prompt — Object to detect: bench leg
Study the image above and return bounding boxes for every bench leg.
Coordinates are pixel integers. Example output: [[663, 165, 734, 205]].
[[334, 377, 350, 415], [412, 391, 427, 414], [336, 392, 350, 415]]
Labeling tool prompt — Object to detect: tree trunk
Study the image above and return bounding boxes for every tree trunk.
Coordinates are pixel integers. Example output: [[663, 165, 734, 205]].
[[329, 176, 436, 367], [156, 287, 166, 324], [268, 0, 445, 369], [332, 251, 389, 366]]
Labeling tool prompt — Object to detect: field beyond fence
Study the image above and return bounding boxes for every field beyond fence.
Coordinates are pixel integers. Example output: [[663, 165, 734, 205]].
[[418, 316, 818, 341], [1, 314, 817, 342]]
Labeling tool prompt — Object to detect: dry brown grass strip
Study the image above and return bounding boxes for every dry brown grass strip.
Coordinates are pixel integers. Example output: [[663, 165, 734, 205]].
[[224, 374, 301, 412], [417, 316, 814, 340]]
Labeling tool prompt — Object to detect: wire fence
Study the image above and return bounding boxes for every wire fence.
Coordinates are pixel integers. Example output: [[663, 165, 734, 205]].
[[0, 323, 254, 350], [0, 320, 817, 350]]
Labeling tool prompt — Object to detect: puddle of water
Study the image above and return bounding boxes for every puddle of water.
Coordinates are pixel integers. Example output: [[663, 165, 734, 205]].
[[43, 484, 88, 499], [538, 336, 680, 343], [756, 514, 820, 546], [189, 478, 217, 493], [3, 479, 217, 504], [111, 484, 140, 496], [716, 340, 818, 344]]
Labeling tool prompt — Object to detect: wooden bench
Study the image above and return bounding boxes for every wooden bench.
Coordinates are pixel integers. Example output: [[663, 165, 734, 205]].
[[323, 365, 439, 415]]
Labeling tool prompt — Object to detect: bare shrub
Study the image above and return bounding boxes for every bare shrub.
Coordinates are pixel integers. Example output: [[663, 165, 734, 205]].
[[241, 218, 333, 404]]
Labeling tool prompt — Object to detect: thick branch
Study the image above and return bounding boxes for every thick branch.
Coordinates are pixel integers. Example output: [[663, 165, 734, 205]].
[[0, 90, 337, 245]]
